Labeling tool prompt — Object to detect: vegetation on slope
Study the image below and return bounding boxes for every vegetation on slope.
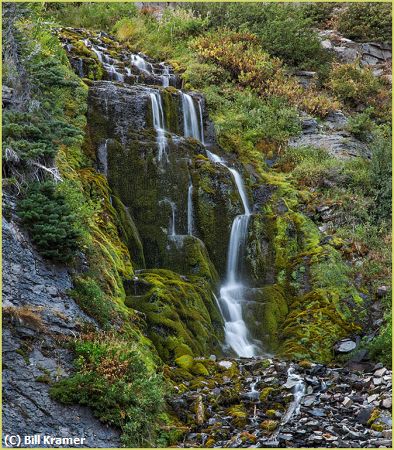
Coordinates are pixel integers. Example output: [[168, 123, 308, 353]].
[[2, 2, 392, 444]]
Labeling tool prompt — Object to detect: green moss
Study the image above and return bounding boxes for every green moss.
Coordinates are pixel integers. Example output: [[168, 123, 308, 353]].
[[35, 374, 51, 384], [260, 387, 274, 402], [125, 269, 224, 362], [175, 354, 194, 370], [112, 195, 146, 269], [191, 362, 209, 376], [162, 88, 181, 134], [226, 404, 247, 428], [260, 420, 278, 431]]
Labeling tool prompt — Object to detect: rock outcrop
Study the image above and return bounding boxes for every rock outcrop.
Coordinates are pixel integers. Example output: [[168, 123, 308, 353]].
[[2, 210, 120, 447]]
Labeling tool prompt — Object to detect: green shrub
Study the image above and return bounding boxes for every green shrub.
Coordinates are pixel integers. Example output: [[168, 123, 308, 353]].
[[338, 3, 392, 43], [327, 62, 381, 106], [69, 277, 117, 328], [301, 3, 338, 26], [193, 30, 338, 117], [160, 8, 208, 42], [369, 128, 392, 221], [346, 107, 377, 142], [187, 2, 330, 70], [18, 181, 81, 262], [50, 333, 167, 447], [46, 2, 138, 31]]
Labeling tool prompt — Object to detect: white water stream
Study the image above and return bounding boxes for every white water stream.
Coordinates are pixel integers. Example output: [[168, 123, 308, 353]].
[[150, 91, 168, 162], [206, 150, 257, 357], [182, 93, 204, 143], [187, 181, 194, 235]]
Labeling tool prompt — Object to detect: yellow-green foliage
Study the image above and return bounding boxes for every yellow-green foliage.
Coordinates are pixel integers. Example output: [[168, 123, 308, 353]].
[[327, 62, 390, 121], [192, 30, 339, 117], [125, 269, 224, 362]]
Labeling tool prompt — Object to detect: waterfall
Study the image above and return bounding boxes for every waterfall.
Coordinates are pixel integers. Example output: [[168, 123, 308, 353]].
[[97, 139, 109, 176], [105, 64, 124, 82], [282, 367, 305, 424], [187, 181, 194, 235], [161, 64, 170, 87], [131, 54, 151, 72], [182, 93, 203, 142], [159, 198, 176, 236], [207, 150, 257, 358], [150, 91, 168, 162]]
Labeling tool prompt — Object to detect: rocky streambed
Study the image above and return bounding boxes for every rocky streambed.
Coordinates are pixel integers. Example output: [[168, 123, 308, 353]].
[[167, 357, 392, 448]]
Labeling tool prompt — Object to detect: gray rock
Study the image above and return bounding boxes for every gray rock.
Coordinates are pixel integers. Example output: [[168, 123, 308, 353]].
[[2, 217, 120, 447], [356, 406, 374, 425], [336, 339, 357, 353]]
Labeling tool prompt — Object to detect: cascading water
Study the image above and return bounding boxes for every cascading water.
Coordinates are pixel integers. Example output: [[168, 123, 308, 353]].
[[159, 198, 177, 236], [207, 150, 258, 357], [131, 54, 151, 72], [263, 366, 305, 446], [187, 181, 194, 235], [161, 64, 170, 87], [97, 138, 109, 176], [282, 367, 305, 423], [149, 91, 168, 162], [182, 93, 203, 143]]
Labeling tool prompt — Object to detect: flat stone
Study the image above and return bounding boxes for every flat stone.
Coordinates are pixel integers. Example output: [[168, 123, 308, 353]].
[[218, 360, 233, 370], [343, 397, 353, 407], [310, 408, 326, 418], [368, 394, 379, 403], [336, 340, 357, 353], [374, 368, 387, 377], [382, 398, 392, 409]]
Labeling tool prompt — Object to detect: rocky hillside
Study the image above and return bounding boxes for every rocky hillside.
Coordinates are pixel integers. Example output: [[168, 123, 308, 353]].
[[2, 3, 392, 448]]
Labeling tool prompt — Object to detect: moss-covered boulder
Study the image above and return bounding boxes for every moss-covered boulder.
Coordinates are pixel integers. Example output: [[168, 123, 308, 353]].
[[125, 269, 224, 361], [192, 155, 244, 277]]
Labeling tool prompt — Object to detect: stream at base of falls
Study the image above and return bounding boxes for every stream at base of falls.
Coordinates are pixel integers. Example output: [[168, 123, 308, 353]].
[[169, 356, 392, 449]]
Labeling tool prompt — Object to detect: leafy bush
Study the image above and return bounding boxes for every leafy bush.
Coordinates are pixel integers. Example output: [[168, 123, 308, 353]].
[[277, 145, 337, 186], [193, 30, 338, 117], [327, 62, 381, 106], [187, 3, 331, 70], [301, 3, 338, 26], [46, 2, 138, 31], [70, 277, 117, 328], [50, 333, 167, 447], [369, 128, 392, 221], [346, 107, 377, 142], [338, 3, 392, 43], [160, 8, 208, 42], [182, 61, 231, 90], [368, 318, 392, 367], [18, 181, 81, 261]]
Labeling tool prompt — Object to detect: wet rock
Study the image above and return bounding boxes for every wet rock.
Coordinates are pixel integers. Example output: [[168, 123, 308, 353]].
[[336, 339, 357, 353]]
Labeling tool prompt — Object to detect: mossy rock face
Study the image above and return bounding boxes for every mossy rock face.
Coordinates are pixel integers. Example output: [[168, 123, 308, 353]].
[[163, 235, 219, 285], [260, 186, 365, 363], [245, 213, 276, 286], [87, 82, 214, 271], [125, 269, 224, 362], [112, 195, 145, 269], [243, 284, 288, 352], [192, 155, 243, 277]]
